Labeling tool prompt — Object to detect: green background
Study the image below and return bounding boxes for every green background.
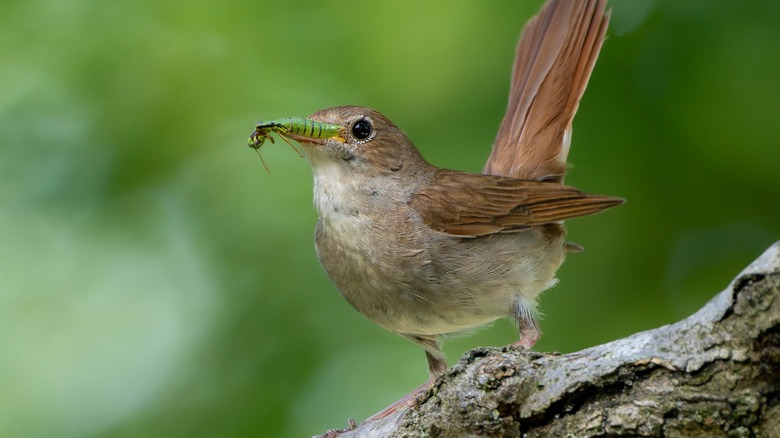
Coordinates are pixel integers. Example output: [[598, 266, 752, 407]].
[[2, 0, 778, 436]]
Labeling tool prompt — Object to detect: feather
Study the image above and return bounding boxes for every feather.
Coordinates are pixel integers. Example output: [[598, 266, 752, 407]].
[[410, 170, 624, 237], [484, 0, 610, 182]]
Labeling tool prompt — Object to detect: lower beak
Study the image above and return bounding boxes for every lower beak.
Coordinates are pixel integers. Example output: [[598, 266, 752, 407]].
[[286, 133, 329, 145]]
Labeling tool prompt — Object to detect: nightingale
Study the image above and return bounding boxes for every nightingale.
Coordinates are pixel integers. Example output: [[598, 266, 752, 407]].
[[250, 0, 619, 421]]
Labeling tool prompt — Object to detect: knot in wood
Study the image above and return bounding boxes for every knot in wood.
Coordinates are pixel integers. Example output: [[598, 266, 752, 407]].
[[473, 356, 516, 390]]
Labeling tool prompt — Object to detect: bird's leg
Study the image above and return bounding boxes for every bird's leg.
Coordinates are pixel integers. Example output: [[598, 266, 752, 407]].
[[511, 299, 542, 349], [412, 334, 447, 376], [362, 335, 446, 423], [315, 334, 446, 437]]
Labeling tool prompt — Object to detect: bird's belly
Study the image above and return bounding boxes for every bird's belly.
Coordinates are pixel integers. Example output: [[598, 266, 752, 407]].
[[316, 215, 565, 336]]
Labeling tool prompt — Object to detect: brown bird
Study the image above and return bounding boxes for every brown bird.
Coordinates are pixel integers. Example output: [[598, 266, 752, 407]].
[[250, 0, 618, 423]]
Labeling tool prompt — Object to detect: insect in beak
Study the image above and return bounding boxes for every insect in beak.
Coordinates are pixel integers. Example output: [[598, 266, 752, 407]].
[[248, 117, 343, 173]]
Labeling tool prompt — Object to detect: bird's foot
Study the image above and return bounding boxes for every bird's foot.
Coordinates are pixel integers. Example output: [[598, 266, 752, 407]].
[[314, 418, 357, 438], [362, 377, 436, 423], [512, 326, 541, 349], [316, 377, 436, 437]]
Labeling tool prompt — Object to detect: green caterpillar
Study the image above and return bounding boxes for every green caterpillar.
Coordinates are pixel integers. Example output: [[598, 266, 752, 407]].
[[247, 117, 343, 173], [248, 117, 343, 149]]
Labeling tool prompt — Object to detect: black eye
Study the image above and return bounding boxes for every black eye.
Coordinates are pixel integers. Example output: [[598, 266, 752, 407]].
[[351, 118, 373, 140]]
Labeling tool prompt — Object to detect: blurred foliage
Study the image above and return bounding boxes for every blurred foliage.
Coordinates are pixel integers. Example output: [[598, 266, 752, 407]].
[[1, 0, 778, 436]]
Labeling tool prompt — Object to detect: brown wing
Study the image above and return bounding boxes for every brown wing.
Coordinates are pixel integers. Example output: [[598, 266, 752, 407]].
[[483, 0, 610, 182], [409, 170, 623, 237]]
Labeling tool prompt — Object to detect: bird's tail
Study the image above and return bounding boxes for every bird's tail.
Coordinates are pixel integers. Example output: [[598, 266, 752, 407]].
[[483, 0, 610, 183]]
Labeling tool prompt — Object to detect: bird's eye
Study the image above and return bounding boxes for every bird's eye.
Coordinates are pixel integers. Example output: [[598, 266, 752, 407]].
[[351, 118, 373, 141]]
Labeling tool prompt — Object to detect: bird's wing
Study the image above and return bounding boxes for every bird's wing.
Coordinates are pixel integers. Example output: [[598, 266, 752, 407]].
[[409, 170, 623, 237]]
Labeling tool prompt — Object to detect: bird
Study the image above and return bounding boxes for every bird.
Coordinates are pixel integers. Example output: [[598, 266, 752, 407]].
[[250, 0, 618, 424]]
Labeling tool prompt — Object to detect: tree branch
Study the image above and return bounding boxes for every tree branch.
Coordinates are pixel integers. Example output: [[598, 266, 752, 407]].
[[333, 241, 780, 437]]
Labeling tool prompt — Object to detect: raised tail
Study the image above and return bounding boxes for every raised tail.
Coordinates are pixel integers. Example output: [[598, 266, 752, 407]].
[[483, 0, 610, 183]]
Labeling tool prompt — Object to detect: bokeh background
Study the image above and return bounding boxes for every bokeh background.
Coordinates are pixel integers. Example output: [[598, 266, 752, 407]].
[[2, 0, 778, 436]]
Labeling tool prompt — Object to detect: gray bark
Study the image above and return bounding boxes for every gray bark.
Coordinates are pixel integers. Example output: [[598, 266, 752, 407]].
[[329, 241, 780, 437]]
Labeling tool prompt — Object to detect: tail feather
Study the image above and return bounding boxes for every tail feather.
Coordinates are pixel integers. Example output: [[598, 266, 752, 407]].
[[484, 0, 610, 183]]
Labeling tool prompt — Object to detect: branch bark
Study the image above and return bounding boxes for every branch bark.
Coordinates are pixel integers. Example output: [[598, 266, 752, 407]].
[[334, 241, 780, 437]]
